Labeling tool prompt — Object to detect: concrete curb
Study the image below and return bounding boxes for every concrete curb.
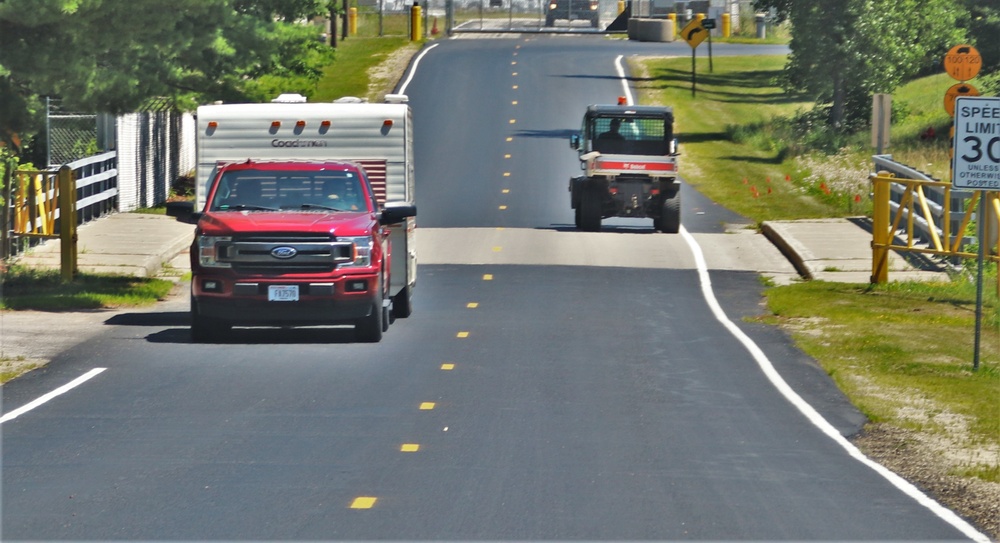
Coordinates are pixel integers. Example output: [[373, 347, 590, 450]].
[[761, 221, 813, 281]]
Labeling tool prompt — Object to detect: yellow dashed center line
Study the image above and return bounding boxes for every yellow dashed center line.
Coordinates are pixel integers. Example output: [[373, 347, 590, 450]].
[[512, 100, 518, 105], [512, 85, 518, 90], [467, 302, 479, 308], [506, 137, 513, 142], [420, 402, 436, 410], [401, 443, 420, 452], [499, 205, 507, 210], [441, 363, 455, 370], [457, 331, 470, 338], [503, 172, 511, 177], [350, 497, 377, 509], [509, 119, 516, 124], [483, 274, 493, 281], [502, 189, 510, 194], [492, 246, 502, 252], [505, 153, 512, 159]]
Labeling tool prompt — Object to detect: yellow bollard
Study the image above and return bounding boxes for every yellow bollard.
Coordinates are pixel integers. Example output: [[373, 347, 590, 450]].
[[721, 13, 731, 37], [410, 4, 422, 41], [695, 13, 705, 22], [667, 13, 676, 26], [349, 7, 357, 36], [871, 175, 890, 284], [617, 0, 624, 14], [57, 165, 77, 281]]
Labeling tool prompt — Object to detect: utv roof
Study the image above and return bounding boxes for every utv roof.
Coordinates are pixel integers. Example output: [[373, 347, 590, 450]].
[[586, 104, 673, 117]]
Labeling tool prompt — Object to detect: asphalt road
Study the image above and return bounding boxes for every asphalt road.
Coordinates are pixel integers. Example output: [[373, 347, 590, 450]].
[[1, 35, 982, 540]]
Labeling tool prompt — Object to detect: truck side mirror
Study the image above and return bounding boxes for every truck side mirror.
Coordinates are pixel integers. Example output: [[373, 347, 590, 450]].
[[671, 138, 679, 155], [379, 201, 417, 224], [570, 134, 580, 150]]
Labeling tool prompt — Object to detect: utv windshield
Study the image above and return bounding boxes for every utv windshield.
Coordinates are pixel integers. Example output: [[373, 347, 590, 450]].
[[590, 115, 673, 155], [209, 170, 371, 213]]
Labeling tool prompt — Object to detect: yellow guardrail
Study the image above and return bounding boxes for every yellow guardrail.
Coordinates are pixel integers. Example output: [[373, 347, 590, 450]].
[[10, 165, 78, 281], [871, 173, 1000, 285]]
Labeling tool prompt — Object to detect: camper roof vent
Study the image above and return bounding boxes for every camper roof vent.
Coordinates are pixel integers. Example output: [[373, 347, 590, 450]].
[[272, 93, 308, 103], [333, 96, 367, 104], [384, 94, 409, 104]]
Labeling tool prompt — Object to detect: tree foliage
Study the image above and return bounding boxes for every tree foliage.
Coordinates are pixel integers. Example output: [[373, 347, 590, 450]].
[[754, 0, 969, 130], [0, 0, 334, 154]]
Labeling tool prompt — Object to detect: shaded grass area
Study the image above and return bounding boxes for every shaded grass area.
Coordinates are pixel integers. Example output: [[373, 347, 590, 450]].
[[0, 266, 175, 311], [631, 55, 850, 223]]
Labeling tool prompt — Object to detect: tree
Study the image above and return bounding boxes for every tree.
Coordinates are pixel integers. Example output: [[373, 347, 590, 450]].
[[0, 0, 333, 154], [754, 0, 967, 130]]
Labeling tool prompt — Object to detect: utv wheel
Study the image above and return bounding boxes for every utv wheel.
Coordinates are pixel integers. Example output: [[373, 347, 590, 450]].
[[190, 297, 230, 343], [659, 189, 681, 234], [579, 186, 603, 232]]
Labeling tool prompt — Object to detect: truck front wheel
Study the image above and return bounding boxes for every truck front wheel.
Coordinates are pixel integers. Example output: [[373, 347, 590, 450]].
[[356, 281, 385, 343], [578, 185, 603, 232], [191, 296, 231, 343]]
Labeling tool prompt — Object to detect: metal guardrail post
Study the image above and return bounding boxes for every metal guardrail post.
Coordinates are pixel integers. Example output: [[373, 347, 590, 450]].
[[57, 165, 77, 281], [871, 174, 890, 283]]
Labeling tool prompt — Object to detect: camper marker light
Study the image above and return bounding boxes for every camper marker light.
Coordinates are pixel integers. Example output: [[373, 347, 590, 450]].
[[207, 121, 218, 129], [321, 120, 331, 128], [383, 119, 393, 127], [271, 121, 281, 128], [296, 120, 306, 128]]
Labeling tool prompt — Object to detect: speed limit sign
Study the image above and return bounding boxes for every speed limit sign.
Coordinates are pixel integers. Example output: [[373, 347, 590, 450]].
[[953, 96, 1000, 190]]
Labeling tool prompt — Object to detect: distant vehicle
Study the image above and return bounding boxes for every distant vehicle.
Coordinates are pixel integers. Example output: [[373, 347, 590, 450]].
[[569, 102, 680, 232], [545, 0, 599, 28]]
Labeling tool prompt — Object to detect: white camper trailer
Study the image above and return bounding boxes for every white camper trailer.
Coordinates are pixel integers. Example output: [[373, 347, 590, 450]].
[[195, 94, 417, 319]]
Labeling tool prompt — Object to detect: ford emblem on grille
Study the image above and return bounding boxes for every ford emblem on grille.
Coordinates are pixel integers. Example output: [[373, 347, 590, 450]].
[[271, 246, 298, 259]]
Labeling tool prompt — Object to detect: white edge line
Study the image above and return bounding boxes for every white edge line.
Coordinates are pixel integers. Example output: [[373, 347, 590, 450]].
[[0, 367, 107, 424], [606, 50, 992, 541], [397, 43, 439, 96], [613, 53, 985, 541], [679, 227, 988, 542]]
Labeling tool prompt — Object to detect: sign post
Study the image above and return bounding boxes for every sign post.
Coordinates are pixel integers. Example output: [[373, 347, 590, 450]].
[[680, 18, 708, 97], [953, 95, 1000, 371], [702, 18, 716, 72]]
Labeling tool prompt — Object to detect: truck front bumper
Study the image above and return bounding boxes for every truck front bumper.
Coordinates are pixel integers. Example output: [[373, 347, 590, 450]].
[[192, 274, 379, 326]]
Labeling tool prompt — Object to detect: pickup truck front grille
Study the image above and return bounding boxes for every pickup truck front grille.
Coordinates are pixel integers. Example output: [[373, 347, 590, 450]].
[[218, 234, 354, 273]]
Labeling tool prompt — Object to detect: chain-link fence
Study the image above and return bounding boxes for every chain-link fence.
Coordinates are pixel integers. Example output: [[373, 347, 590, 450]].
[[46, 98, 101, 167]]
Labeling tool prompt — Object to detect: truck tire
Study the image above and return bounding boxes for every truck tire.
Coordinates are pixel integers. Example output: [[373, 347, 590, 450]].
[[356, 282, 384, 343], [579, 185, 603, 232], [190, 296, 230, 343], [659, 190, 681, 233]]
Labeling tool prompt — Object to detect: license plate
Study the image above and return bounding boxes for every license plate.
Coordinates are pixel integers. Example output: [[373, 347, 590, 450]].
[[268, 285, 299, 302]]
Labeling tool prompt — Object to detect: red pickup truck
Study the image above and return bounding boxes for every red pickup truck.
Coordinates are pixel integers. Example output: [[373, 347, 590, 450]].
[[189, 159, 416, 342]]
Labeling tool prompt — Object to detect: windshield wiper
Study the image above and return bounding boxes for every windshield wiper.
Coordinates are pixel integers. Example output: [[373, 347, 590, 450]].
[[298, 203, 350, 211], [220, 204, 279, 211]]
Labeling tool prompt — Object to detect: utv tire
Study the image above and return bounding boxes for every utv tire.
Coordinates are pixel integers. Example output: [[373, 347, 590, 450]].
[[659, 189, 681, 234], [579, 186, 603, 232]]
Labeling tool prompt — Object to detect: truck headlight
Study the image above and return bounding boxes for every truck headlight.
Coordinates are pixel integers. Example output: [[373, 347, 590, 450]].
[[338, 235, 374, 268], [197, 235, 232, 268]]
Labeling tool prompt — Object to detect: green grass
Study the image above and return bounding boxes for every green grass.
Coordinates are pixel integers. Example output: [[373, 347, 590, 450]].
[[0, 265, 176, 311], [759, 280, 1000, 481]]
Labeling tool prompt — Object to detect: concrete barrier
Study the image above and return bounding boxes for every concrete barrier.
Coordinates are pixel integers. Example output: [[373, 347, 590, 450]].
[[627, 18, 675, 42]]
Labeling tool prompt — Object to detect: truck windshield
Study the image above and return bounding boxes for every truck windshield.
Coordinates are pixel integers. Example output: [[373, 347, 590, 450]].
[[209, 170, 368, 212]]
